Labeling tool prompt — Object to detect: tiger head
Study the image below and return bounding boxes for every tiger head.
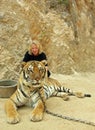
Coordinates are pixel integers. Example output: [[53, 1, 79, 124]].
[[20, 60, 47, 88]]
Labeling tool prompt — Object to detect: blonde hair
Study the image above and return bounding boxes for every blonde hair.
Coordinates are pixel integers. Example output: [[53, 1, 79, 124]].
[[28, 40, 43, 55]]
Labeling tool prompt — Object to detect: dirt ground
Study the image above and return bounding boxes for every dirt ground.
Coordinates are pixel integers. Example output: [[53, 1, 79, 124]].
[[0, 73, 95, 130]]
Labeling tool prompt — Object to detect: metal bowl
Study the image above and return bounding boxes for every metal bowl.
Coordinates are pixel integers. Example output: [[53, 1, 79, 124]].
[[0, 79, 17, 98]]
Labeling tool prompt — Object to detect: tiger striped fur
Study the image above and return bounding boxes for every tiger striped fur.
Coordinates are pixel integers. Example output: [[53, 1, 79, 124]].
[[5, 61, 91, 125]]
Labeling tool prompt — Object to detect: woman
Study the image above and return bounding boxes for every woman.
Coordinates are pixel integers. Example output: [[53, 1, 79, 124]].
[[22, 40, 51, 77]]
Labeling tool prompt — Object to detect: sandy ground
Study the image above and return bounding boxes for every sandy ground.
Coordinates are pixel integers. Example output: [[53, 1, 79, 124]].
[[0, 73, 95, 130]]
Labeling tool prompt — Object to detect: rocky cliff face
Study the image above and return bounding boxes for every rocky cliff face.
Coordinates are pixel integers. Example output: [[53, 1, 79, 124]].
[[0, 0, 95, 79]]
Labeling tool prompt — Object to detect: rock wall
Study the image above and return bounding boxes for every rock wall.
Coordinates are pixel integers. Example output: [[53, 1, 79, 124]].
[[0, 0, 95, 79]]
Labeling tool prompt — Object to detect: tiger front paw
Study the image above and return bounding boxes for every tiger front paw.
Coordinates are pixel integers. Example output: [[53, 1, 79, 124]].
[[7, 112, 20, 124], [30, 110, 44, 122]]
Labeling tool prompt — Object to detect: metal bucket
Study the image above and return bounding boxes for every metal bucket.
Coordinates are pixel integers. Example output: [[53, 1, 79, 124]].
[[0, 79, 17, 98]]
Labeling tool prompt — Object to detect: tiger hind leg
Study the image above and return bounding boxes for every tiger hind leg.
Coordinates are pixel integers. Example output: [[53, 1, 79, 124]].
[[53, 92, 69, 101], [5, 99, 20, 124]]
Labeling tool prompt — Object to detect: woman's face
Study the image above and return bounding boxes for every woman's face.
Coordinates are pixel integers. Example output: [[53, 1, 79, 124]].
[[31, 44, 39, 56]]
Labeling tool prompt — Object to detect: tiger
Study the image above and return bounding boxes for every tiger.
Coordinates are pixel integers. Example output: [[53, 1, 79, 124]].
[[5, 60, 91, 125]]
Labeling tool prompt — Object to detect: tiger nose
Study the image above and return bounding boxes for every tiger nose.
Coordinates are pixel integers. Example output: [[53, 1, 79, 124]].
[[34, 74, 40, 81], [35, 77, 40, 81]]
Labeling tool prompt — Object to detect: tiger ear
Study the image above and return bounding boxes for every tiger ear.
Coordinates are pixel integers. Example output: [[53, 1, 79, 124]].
[[21, 62, 27, 68], [41, 60, 48, 66]]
